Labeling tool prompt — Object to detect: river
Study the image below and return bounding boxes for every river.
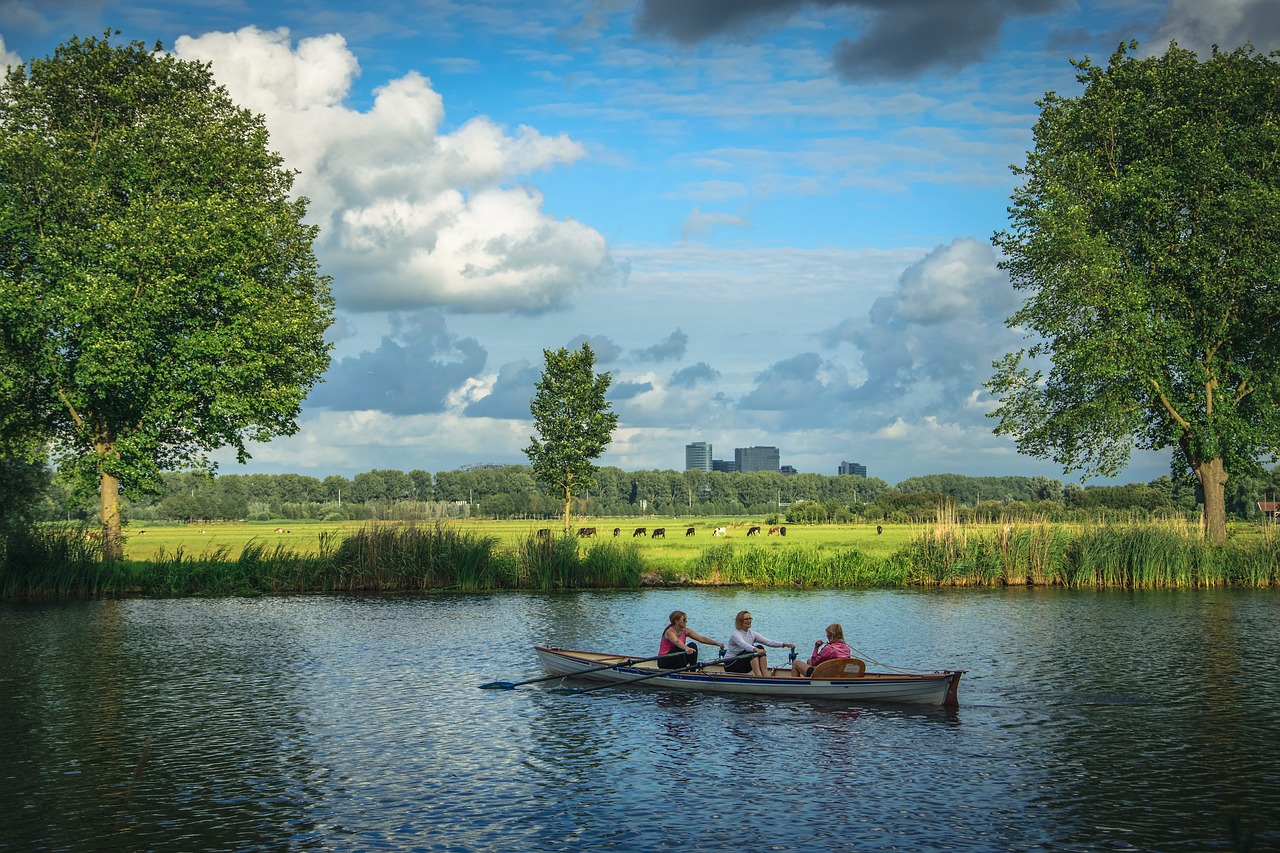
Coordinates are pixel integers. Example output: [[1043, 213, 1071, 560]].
[[1, 587, 1276, 851]]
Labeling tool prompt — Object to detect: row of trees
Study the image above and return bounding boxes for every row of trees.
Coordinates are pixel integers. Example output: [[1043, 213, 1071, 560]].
[[30, 464, 1280, 525]]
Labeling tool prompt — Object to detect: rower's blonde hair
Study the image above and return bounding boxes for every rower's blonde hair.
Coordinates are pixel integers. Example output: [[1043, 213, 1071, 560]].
[[826, 623, 844, 641], [735, 610, 752, 629]]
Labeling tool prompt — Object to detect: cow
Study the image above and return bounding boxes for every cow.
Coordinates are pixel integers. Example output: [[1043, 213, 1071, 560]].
[[577, 527, 597, 538], [779, 526, 787, 536], [536, 528, 551, 538], [685, 527, 695, 537], [651, 528, 665, 538], [768, 526, 781, 536], [712, 527, 727, 537], [275, 527, 286, 533], [877, 525, 883, 535], [633, 527, 647, 537], [747, 525, 761, 536], [613, 527, 621, 537]]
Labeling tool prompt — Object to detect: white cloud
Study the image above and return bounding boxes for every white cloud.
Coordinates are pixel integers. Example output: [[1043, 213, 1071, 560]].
[[173, 26, 621, 314], [679, 205, 751, 239], [1151, 0, 1280, 55], [1, 35, 19, 69]]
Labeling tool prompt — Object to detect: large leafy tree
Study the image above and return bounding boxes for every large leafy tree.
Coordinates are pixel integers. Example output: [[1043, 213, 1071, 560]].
[[987, 41, 1280, 544], [524, 343, 618, 533], [0, 33, 334, 558]]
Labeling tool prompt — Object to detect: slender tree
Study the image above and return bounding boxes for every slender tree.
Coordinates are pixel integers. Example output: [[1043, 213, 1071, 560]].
[[987, 41, 1280, 543], [524, 343, 618, 533], [0, 33, 334, 558]]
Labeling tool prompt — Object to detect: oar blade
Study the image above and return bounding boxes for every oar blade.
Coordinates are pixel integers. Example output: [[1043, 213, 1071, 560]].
[[478, 681, 517, 690]]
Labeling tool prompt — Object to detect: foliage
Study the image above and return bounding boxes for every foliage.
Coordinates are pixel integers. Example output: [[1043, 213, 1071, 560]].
[[0, 32, 334, 558], [988, 41, 1280, 544], [524, 343, 618, 533], [0, 457, 52, 534]]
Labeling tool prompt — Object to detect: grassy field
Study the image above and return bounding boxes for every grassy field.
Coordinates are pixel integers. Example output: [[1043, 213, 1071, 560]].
[[8, 515, 1274, 597], [120, 517, 926, 565]]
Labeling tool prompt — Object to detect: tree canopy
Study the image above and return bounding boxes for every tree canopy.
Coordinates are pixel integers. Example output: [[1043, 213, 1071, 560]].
[[0, 32, 334, 557], [987, 41, 1280, 543], [524, 343, 618, 533]]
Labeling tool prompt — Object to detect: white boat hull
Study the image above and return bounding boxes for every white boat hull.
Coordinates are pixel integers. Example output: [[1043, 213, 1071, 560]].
[[534, 646, 964, 706]]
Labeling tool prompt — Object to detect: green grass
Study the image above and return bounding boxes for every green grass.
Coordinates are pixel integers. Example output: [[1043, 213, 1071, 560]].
[[6, 517, 1277, 597], [116, 517, 917, 562]]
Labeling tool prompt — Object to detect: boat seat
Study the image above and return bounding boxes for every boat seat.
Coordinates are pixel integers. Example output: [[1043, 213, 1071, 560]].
[[809, 657, 865, 679]]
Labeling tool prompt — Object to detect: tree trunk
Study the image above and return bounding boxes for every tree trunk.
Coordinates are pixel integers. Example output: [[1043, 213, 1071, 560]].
[[1194, 457, 1228, 545], [100, 468, 124, 561], [562, 480, 573, 535]]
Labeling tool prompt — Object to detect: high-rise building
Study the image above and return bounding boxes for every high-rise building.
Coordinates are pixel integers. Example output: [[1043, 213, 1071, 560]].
[[735, 446, 780, 473], [839, 461, 867, 477], [685, 441, 712, 471], [712, 459, 737, 473]]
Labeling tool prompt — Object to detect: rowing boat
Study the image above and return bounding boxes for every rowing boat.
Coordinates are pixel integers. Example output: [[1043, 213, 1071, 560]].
[[533, 645, 965, 706]]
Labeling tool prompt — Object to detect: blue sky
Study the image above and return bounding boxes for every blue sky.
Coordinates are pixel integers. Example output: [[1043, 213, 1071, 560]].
[[4, 0, 1278, 485]]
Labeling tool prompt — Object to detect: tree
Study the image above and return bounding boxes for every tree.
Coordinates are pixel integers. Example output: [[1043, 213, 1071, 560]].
[[524, 343, 618, 533], [0, 33, 334, 558], [986, 41, 1280, 544]]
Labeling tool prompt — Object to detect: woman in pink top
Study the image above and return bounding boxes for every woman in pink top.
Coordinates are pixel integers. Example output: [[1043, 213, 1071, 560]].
[[792, 623, 852, 677], [659, 610, 723, 669]]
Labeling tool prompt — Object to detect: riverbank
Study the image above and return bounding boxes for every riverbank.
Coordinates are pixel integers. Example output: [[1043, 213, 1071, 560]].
[[2, 518, 1277, 598]]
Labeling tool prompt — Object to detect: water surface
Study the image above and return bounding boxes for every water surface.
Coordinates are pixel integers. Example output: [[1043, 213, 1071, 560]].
[[1, 588, 1276, 851]]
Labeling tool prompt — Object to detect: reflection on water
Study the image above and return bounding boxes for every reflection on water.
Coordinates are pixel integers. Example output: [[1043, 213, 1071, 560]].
[[1, 588, 1277, 851]]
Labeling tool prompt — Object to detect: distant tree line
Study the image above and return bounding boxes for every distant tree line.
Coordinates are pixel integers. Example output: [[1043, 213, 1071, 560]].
[[21, 464, 1280, 527]]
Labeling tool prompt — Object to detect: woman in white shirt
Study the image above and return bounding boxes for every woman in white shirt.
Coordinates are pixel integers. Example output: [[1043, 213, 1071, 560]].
[[724, 610, 794, 677]]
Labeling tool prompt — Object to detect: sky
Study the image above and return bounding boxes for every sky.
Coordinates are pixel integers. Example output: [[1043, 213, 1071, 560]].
[[3, 0, 1278, 487]]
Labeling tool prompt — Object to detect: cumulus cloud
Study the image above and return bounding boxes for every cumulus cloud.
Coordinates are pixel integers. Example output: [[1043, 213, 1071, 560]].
[[173, 26, 621, 314], [307, 310, 487, 414], [737, 352, 855, 424], [817, 236, 1021, 422], [610, 380, 656, 400], [1150, 0, 1280, 54], [670, 361, 721, 387], [566, 334, 624, 364], [633, 0, 1068, 80], [633, 328, 688, 362], [464, 359, 538, 419], [0, 35, 20, 68]]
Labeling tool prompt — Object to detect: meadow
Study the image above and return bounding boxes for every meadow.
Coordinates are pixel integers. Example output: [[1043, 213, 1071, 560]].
[[4, 515, 1277, 598], [118, 517, 919, 567]]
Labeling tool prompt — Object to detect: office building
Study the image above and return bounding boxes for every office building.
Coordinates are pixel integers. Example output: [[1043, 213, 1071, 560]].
[[735, 446, 780, 473], [839, 461, 867, 477], [712, 459, 737, 473], [685, 441, 713, 472]]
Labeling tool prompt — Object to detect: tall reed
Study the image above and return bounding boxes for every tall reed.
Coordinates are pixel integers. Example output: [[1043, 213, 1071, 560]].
[[0, 527, 123, 598], [330, 523, 502, 590]]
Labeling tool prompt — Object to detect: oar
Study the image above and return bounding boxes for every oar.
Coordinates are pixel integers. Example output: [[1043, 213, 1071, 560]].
[[560, 650, 761, 694], [479, 653, 669, 689]]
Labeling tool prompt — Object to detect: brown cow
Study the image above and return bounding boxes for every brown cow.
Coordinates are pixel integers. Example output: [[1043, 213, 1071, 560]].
[[577, 527, 597, 537], [536, 528, 551, 538], [768, 526, 781, 536], [651, 528, 665, 538], [633, 527, 647, 537], [747, 526, 761, 536], [685, 527, 695, 537]]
